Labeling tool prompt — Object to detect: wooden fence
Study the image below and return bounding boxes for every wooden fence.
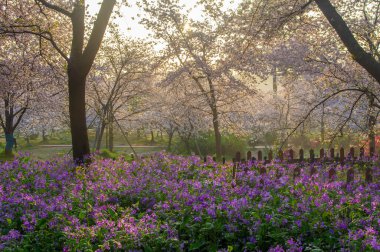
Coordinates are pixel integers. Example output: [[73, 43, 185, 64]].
[[230, 147, 375, 164], [203, 146, 377, 184]]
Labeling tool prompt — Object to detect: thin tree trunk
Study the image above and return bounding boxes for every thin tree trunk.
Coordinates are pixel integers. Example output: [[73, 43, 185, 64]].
[[150, 130, 155, 144], [167, 131, 173, 151], [321, 102, 325, 143], [96, 121, 106, 151], [42, 128, 48, 143], [212, 108, 222, 160], [368, 95, 376, 156], [108, 118, 114, 152]]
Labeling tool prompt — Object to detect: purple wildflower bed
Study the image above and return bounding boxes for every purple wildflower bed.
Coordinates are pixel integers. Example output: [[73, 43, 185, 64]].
[[0, 153, 379, 251]]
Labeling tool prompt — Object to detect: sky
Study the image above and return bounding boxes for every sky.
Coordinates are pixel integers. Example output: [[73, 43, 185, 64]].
[[88, 0, 206, 39], [87, 0, 274, 92], [87, 0, 241, 38]]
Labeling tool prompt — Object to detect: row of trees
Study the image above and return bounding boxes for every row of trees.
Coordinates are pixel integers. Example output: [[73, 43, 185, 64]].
[[0, 0, 379, 162]]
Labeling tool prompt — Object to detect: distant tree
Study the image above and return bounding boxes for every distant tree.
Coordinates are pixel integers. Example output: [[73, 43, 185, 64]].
[[0, 36, 59, 155], [141, 0, 257, 160]]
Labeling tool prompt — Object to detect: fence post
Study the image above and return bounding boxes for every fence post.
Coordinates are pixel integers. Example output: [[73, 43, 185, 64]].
[[370, 146, 375, 157], [309, 149, 315, 162], [310, 165, 317, 176], [360, 147, 365, 159], [346, 168, 354, 183], [349, 147, 355, 160], [232, 163, 236, 180], [330, 148, 335, 160], [365, 167, 373, 183], [320, 148, 324, 160], [340, 148, 345, 164], [289, 149, 294, 161], [268, 150, 273, 162], [247, 151, 252, 161], [259, 166, 266, 175], [329, 167, 336, 181], [299, 149, 304, 161], [258, 151, 262, 161], [294, 166, 301, 179]]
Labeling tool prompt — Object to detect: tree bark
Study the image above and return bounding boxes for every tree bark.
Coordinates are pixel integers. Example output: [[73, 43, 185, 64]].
[[368, 95, 376, 156], [167, 131, 174, 151], [96, 121, 106, 151], [150, 130, 155, 144], [108, 119, 114, 152], [63, 0, 116, 163], [314, 0, 380, 84], [212, 108, 222, 160], [68, 72, 90, 163]]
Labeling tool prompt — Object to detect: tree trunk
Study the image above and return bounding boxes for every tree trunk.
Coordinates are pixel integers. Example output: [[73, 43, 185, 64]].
[[68, 72, 90, 164], [212, 109, 222, 160], [167, 131, 173, 151], [321, 102, 325, 143], [42, 128, 48, 143], [368, 95, 376, 156], [137, 129, 141, 139], [369, 115, 376, 156], [5, 132, 14, 156], [96, 121, 106, 151], [108, 120, 114, 152], [150, 130, 155, 144]]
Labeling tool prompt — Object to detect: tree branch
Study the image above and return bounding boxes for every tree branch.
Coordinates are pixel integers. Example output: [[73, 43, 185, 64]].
[[35, 0, 72, 18], [315, 0, 380, 84], [81, 0, 116, 73]]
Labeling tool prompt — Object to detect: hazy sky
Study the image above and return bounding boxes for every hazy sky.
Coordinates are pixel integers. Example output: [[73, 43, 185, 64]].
[[88, 0, 240, 38], [87, 0, 274, 92]]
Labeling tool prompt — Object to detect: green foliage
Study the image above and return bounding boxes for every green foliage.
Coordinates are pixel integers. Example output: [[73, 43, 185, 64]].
[[99, 149, 119, 160], [0, 151, 15, 162], [175, 132, 248, 157]]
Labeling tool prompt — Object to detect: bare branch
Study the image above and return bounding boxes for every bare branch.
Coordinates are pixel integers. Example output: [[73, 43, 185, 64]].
[[35, 0, 72, 17]]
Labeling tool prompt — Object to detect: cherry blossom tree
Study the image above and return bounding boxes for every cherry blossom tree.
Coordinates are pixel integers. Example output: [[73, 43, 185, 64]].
[[141, 0, 258, 160], [1, 0, 117, 163], [87, 34, 154, 151], [0, 36, 61, 155]]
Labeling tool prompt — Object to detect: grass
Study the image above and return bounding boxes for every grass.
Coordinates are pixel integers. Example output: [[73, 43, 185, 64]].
[[0, 130, 168, 160]]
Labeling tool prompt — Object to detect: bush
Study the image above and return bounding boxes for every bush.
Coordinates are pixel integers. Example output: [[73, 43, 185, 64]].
[[99, 149, 119, 160], [175, 132, 248, 157], [0, 151, 15, 162]]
